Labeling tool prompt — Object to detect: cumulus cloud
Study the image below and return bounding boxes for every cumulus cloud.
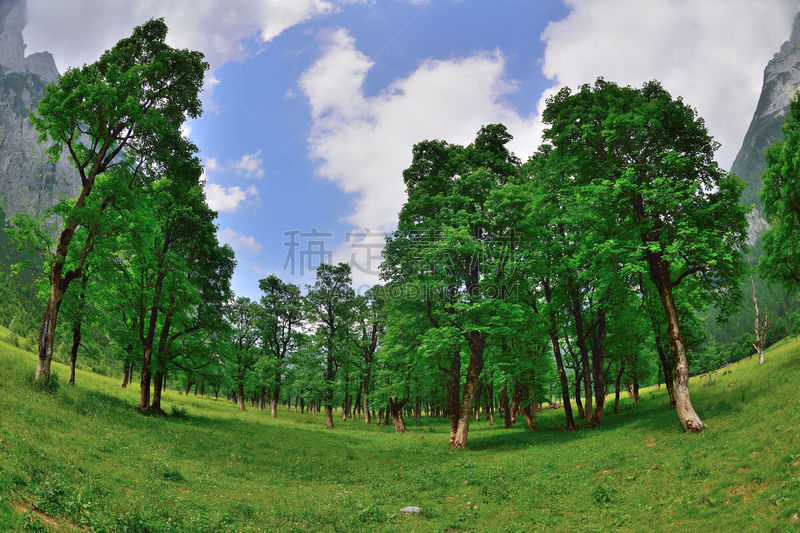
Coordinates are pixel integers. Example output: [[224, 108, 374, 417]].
[[299, 28, 540, 231], [205, 182, 259, 214], [218, 228, 262, 254], [234, 150, 265, 179], [540, 0, 798, 170], [22, 0, 337, 86]]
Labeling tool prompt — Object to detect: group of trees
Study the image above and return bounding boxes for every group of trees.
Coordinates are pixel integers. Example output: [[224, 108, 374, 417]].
[[377, 79, 749, 447], [6, 19, 800, 451], [9, 20, 235, 414]]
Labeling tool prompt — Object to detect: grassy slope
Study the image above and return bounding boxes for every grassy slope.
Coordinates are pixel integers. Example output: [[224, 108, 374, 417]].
[[0, 326, 799, 532]]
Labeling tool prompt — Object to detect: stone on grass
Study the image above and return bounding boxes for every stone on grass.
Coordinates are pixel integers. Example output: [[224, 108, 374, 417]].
[[400, 506, 421, 515]]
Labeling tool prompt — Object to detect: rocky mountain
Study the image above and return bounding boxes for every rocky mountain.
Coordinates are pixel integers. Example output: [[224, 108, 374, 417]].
[[0, 0, 76, 220], [731, 9, 800, 240]]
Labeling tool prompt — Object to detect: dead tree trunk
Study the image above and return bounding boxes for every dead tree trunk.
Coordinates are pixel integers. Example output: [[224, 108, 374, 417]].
[[751, 277, 769, 365]]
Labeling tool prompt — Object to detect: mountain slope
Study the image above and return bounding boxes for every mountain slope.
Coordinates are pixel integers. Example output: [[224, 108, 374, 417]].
[[0, 0, 76, 220]]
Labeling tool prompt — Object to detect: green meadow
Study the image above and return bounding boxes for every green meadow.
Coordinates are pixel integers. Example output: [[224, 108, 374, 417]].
[[0, 326, 799, 532]]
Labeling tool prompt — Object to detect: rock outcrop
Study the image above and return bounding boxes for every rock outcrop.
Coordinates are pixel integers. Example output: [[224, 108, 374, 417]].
[[731, 9, 800, 236], [0, 0, 76, 220]]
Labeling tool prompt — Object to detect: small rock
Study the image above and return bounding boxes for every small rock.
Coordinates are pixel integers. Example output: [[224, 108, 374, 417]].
[[792, 512, 798, 521], [400, 506, 422, 514]]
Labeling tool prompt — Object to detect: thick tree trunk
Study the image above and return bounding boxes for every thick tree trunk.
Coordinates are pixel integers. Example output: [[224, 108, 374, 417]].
[[651, 262, 704, 431], [452, 334, 485, 449], [324, 405, 334, 428], [271, 387, 279, 418], [389, 399, 407, 432], [36, 288, 62, 381], [237, 382, 246, 411], [446, 351, 461, 446], [589, 312, 607, 425], [151, 371, 165, 414]]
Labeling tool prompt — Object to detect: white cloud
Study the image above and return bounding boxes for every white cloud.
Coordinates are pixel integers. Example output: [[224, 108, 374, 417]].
[[22, 0, 337, 89], [299, 28, 540, 231], [205, 182, 259, 213], [234, 150, 265, 179], [218, 228, 262, 254], [205, 157, 219, 171], [299, 4, 796, 238], [540, 0, 798, 170]]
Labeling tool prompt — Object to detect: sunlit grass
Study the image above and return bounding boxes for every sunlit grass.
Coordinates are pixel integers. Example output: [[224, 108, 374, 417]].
[[1, 327, 799, 531]]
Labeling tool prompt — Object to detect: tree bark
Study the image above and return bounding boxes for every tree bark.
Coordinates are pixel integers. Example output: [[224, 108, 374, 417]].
[[151, 371, 165, 414], [121, 361, 130, 388], [389, 398, 407, 432], [446, 351, 461, 446], [650, 259, 704, 431], [237, 382, 246, 411], [500, 379, 512, 428], [363, 373, 371, 424], [67, 319, 81, 385], [613, 364, 624, 413], [452, 333, 485, 449]]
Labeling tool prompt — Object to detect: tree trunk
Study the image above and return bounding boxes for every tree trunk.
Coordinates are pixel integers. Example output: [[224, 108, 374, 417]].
[[139, 347, 153, 411], [151, 371, 165, 414], [654, 327, 676, 409], [569, 295, 595, 428], [446, 351, 461, 446], [121, 362, 130, 388], [574, 371, 585, 419], [452, 334, 485, 449], [614, 365, 624, 413], [67, 319, 81, 385], [237, 382, 246, 411], [389, 399, 407, 432], [36, 287, 63, 381], [588, 311, 607, 425], [363, 373, 371, 424], [324, 405, 334, 428], [549, 331, 574, 430], [500, 379, 512, 428], [271, 386, 279, 418], [650, 260, 704, 431]]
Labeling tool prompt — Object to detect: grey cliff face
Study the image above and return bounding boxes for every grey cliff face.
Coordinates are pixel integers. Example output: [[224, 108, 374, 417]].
[[732, 10, 800, 220], [0, 0, 75, 220]]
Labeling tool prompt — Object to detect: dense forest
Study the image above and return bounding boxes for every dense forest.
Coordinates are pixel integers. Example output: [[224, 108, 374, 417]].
[[3, 19, 799, 454]]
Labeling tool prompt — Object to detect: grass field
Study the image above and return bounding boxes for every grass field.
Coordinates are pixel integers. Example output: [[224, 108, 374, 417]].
[[1, 325, 799, 532]]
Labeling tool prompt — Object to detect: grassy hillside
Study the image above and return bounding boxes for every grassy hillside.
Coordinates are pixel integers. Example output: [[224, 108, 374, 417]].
[[0, 326, 799, 532]]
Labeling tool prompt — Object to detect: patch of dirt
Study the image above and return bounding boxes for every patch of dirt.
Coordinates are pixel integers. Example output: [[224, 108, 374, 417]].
[[749, 451, 759, 458], [12, 502, 85, 531], [644, 438, 657, 447], [737, 467, 751, 473], [727, 483, 765, 503]]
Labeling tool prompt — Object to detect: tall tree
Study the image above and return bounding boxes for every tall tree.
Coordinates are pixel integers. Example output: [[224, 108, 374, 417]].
[[258, 275, 302, 418], [759, 92, 800, 297], [382, 124, 520, 448], [305, 263, 356, 428], [27, 18, 207, 381], [542, 79, 748, 431]]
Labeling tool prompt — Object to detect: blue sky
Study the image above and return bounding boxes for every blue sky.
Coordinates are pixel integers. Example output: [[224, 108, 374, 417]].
[[23, 0, 799, 297]]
